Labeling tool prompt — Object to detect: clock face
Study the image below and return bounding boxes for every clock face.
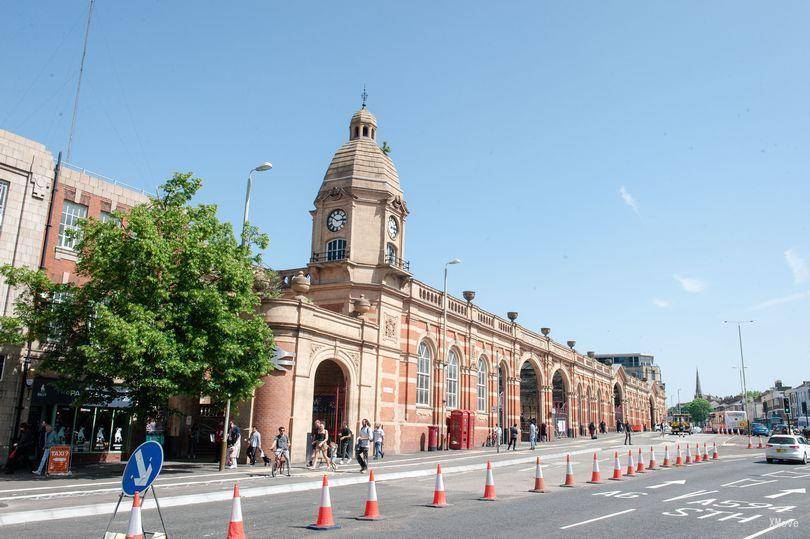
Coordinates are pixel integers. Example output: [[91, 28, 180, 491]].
[[327, 209, 347, 232], [387, 216, 399, 239]]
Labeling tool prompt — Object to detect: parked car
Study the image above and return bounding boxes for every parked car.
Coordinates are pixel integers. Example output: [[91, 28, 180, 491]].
[[751, 423, 770, 437], [690, 426, 702, 434], [765, 435, 810, 464]]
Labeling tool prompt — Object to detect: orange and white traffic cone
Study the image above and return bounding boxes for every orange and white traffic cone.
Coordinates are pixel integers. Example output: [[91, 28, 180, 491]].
[[636, 448, 646, 473], [357, 469, 381, 520], [560, 454, 576, 487], [428, 464, 449, 507], [686, 444, 694, 464], [703, 443, 709, 462], [712, 442, 719, 460], [625, 450, 636, 477], [530, 457, 547, 493], [694, 443, 702, 463], [609, 451, 623, 481], [125, 491, 144, 539], [757, 436, 763, 449], [662, 445, 671, 467], [588, 453, 603, 484], [747, 436, 753, 449], [648, 446, 657, 470], [226, 483, 245, 539], [309, 475, 340, 530], [675, 444, 684, 466], [480, 461, 497, 501]]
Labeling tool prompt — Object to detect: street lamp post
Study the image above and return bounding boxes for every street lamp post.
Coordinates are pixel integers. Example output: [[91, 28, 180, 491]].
[[725, 320, 754, 429], [219, 162, 272, 472], [677, 388, 682, 415], [439, 258, 461, 451]]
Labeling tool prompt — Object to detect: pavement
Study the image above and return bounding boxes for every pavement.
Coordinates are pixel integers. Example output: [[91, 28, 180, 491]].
[[1, 432, 808, 538]]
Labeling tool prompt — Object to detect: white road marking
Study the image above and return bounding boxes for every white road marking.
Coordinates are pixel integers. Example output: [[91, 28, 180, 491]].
[[764, 488, 805, 499], [742, 519, 797, 539], [646, 480, 686, 489], [664, 489, 719, 502], [559, 508, 636, 529]]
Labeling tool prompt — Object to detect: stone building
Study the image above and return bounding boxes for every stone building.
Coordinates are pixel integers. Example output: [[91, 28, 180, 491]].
[[248, 106, 667, 461], [0, 128, 148, 461]]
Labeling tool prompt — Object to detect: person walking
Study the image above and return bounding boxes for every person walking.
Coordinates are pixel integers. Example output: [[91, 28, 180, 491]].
[[356, 419, 371, 473], [32, 423, 57, 475], [623, 420, 632, 445], [539, 422, 547, 443], [186, 423, 199, 460], [248, 426, 262, 466], [5, 423, 35, 474], [599, 420, 606, 434], [660, 421, 666, 438], [507, 423, 519, 451], [529, 419, 537, 450], [226, 420, 241, 469], [338, 423, 353, 464], [372, 423, 385, 460], [493, 424, 502, 449]]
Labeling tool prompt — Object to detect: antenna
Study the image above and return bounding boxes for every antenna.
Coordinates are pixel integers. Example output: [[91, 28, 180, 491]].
[[66, 0, 95, 161], [361, 84, 368, 109]]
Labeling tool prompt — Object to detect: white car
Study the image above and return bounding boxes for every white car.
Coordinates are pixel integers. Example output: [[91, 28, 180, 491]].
[[765, 435, 810, 464], [690, 426, 702, 434]]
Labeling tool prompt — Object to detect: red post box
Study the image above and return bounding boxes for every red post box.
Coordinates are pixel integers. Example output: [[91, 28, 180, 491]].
[[427, 425, 439, 451]]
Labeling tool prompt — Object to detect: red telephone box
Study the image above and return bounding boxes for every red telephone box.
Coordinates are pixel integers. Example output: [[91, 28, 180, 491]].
[[448, 410, 469, 450]]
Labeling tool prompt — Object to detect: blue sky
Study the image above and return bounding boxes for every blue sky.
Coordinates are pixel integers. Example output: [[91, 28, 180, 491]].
[[3, 1, 809, 403]]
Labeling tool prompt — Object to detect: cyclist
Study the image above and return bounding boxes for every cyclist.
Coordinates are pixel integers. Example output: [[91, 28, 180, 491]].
[[269, 426, 291, 477]]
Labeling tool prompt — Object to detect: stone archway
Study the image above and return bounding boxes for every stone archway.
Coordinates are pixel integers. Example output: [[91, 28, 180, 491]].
[[519, 361, 542, 440], [312, 359, 347, 442], [551, 369, 569, 438], [614, 383, 624, 429], [498, 361, 508, 443]]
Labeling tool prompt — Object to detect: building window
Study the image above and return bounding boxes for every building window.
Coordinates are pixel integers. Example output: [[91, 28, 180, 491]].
[[353, 127, 359, 139], [58, 200, 88, 250], [0, 180, 9, 228], [362, 126, 368, 137], [417, 341, 432, 405], [385, 242, 397, 263], [326, 238, 347, 261], [100, 211, 121, 226], [446, 349, 459, 409], [477, 357, 487, 412]]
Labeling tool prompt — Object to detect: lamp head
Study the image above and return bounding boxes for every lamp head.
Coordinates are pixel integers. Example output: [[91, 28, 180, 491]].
[[253, 162, 273, 172], [446, 258, 462, 265]]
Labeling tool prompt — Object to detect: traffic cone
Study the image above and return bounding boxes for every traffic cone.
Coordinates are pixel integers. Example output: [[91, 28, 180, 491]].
[[226, 483, 245, 539], [480, 461, 497, 500], [428, 464, 449, 507], [648, 446, 657, 470], [636, 448, 646, 473], [308, 475, 340, 530], [661, 445, 671, 467], [675, 444, 683, 466], [357, 469, 381, 520], [625, 450, 636, 477], [693, 443, 701, 463], [757, 436, 763, 449], [703, 443, 709, 462], [609, 451, 623, 481], [560, 454, 576, 487], [747, 436, 753, 449], [588, 453, 603, 484], [125, 491, 143, 539], [530, 457, 547, 492]]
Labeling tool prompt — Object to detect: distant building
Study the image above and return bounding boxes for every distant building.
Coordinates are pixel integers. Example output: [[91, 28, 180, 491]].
[[761, 380, 792, 424], [594, 353, 662, 383], [786, 381, 810, 425]]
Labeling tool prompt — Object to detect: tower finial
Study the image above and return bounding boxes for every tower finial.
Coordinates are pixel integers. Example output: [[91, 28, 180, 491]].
[[361, 84, 367, 109]]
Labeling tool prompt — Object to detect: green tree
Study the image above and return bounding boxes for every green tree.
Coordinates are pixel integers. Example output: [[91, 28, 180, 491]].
[[0, 172, 276, 418], [684, 398, 713, 425]]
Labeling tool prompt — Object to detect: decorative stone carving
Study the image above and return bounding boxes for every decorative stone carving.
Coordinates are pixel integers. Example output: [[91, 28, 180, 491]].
[[316, 185, 358, 203], [30, 174, 51, 199], [353, 294, 371, 317], [386, 194, 409, 215], [291, 271, 310, 297], [383, 313, 398, 342]]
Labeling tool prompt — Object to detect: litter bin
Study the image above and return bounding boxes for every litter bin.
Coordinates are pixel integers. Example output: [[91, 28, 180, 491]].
[[427, 425, 439, 451]]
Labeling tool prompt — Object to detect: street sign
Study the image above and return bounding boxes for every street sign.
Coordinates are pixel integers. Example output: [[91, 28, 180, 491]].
[[46, 445, 72, 476], [122, 440, 163, 496]]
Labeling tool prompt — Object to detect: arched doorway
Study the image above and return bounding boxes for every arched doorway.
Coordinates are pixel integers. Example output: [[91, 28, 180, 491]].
[[498, 362, 507, 443], [312, 360, 347, 442], [520, 362, 541, 440], [649, 396, 656, 428], [552, 370, 568, 437], [596, 388, 603, 424], [586, 386, 593, 424], [613, 383, 624, 429]]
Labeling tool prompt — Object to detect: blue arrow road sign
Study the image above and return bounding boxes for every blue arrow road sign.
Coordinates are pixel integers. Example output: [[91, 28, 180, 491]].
[[122, 441, 163, 496]]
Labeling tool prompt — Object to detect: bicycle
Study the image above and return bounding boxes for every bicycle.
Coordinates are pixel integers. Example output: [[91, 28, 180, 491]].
[[271, 449, 290, 477]]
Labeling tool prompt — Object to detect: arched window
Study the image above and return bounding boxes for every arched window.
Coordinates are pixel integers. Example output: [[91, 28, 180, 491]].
[[362, 126, 368, 137], [385, 242, 397, 263], [353, 126, 359, 139], [446, 349, 459, 409], [326, 238, 347, 261], [477, 357, 487, 412], [416, 341, 432, 405]]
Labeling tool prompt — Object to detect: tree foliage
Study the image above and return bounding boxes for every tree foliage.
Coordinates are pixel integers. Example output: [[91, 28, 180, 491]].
[[0, 172, 276, 417], [684, 398, 713, 424]]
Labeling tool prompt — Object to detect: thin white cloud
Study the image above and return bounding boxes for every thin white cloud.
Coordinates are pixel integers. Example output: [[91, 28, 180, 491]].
[[619, 186, 639, 215], [785, 248, 809, 284], [674, 274, 708, 293], [750, 291, 810, 311], [651, 298, 671, 308]]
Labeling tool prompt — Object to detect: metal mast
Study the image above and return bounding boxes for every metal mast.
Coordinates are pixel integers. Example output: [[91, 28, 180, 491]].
[[66, 0, 95, 161]]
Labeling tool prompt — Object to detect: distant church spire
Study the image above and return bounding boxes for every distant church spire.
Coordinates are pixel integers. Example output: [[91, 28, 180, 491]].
[[695, 367, 703, 399]]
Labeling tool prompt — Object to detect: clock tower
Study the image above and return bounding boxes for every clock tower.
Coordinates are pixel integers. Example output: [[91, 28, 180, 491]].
[[308, 104, 410, 291]]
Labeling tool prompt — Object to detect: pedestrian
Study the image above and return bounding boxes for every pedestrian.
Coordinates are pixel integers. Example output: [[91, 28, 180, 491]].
[[539, 422, 547, 443], [660, 421, 666, 438], [588, 421, 597, 439], [599, 420, 606, 434], [493, 424, 502, 449], [186, 423, 199, 460], [338, 423, 353, 464], [5, 423, 35, 474], [356, 419, 371, 472], [624, 420, 632, 445], [529, 419, 537, 450], [226, 420, 241, 469], [507, 423, 519, 451], [248, 426, 262, 466], [372, 423, 385, 460], [32, 423, 57, 475]]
